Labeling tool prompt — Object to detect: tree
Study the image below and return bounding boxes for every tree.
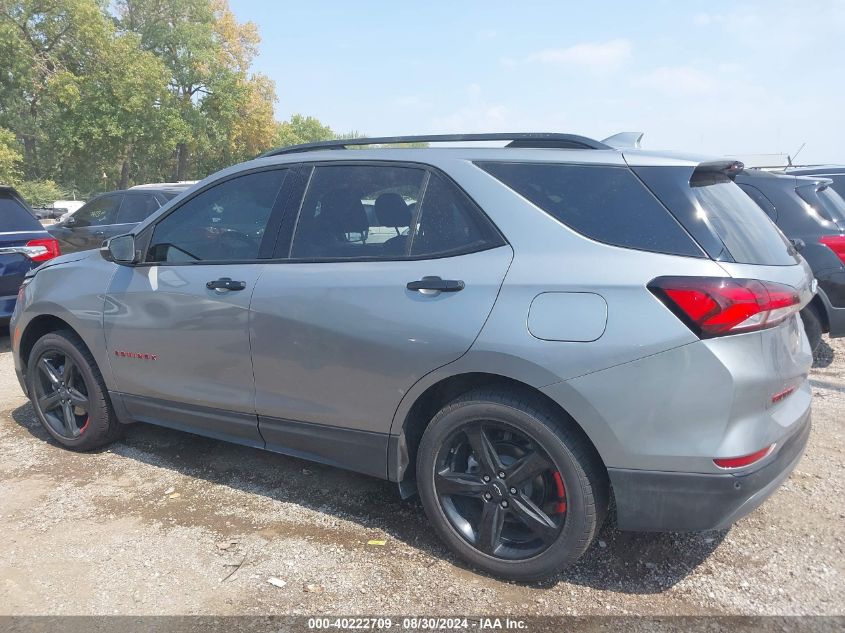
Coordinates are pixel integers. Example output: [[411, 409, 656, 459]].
[[115, 0, 279, 180], [0, 127, 22, 184], [275, 114, 337, 147]]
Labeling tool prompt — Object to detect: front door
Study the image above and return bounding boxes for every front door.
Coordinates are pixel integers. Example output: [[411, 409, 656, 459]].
[[56, 193, 124, 252], [250, 164, 513, 475], [103, 167, 291, 446]]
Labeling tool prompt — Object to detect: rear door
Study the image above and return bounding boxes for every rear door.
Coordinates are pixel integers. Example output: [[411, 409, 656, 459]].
[[250, 163, 512, 475]]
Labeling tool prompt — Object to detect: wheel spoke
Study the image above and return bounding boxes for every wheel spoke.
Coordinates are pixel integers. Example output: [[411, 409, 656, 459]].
[[476, 502, 505, 554], [39, 357, 61, 386], [435, 470, 486, 497], [67, 388, 89, 411], [505, 450, 552, 487], [38, 392, 61, 413], [61, 355, 74, 382], [510, 493, 559, 542], [465, 426, 503, 473], [61, 400, 78, 437]]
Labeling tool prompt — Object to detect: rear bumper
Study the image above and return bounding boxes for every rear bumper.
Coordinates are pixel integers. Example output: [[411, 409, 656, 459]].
[[608, 408, 811, 532]]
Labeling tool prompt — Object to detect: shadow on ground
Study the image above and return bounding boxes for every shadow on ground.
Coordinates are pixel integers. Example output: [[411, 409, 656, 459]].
[[10, 400, 725, 594]]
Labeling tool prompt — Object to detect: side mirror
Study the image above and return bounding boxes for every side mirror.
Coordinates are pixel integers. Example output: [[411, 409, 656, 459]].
[[64, 215, 76, 227], [100, 234, 138, 265]]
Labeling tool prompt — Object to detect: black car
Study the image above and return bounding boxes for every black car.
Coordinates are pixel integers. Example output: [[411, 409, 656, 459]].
[[736, 170, 845, 350], [0, 185, 61, 323], [782, 165, 845, 198], [47, 185, 190, 253]]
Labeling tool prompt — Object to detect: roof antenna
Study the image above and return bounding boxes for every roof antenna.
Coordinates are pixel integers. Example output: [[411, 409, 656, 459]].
[[788, 142, 806, 168]]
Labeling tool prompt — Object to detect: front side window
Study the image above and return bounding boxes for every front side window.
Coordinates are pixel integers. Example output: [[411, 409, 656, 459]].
[[147, 170, 286, 263], [74, 194, 123, 227]]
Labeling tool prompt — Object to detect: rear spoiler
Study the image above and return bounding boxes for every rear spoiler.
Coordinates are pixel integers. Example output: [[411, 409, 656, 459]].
[[691, 160, 745, 186], [601, 132, 644, 149]]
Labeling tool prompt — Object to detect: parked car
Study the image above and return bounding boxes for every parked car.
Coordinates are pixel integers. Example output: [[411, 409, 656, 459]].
[[47, 185, 190, 253], [11, 133, 813, 580], [735, 170, 845, 351], [0, 185, 60, 324], [782, 165, 845, 197]]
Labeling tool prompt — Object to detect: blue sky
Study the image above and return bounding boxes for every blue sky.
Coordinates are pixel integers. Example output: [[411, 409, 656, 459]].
[[228, 0, 845, 164]]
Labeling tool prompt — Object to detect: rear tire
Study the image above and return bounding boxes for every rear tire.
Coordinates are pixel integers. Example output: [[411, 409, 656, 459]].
[[416, 389, 608, 581], [800, 305, 823, 354], [26, 330, 122, 451]]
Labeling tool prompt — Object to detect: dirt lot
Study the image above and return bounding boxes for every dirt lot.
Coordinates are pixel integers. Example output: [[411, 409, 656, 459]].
[[0, 332, 842, 617]]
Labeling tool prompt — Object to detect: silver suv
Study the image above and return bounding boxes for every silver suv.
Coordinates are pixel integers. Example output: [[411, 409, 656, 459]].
[[10, 133, 814, 580]]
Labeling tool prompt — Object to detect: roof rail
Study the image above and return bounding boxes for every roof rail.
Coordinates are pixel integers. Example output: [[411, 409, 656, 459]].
[[259, 133, 611, 157]]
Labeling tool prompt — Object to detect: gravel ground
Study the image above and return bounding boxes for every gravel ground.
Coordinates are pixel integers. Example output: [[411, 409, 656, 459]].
[[0, 332, 842, 617]]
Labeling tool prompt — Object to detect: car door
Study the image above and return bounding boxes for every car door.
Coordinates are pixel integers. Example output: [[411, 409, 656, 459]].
[[249, 163, 513, 476], [53, 193, 124, 252], [103, 167, 291, 447]]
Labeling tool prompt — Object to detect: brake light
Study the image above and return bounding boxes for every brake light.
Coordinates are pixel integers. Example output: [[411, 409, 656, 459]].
[[714, 444, 775, 469], [649, 276, 800, 337], [23, 238, 61, 262], [819, 235, 845, 265]]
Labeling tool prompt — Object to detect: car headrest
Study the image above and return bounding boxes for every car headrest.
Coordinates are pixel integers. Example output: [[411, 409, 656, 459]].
[[374, 193, 410, 228], [318, 189, 369, 235]]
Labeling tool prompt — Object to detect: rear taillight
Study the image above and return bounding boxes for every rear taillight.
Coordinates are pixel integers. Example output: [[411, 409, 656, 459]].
[[819, 235, 845, 265], [23, 238, 61, 262], [714, 444, 775, 469], [648, 276, 800, 338]]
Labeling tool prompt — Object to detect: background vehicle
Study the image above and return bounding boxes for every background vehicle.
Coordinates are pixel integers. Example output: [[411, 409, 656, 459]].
[[0, 185, 60, 323], [47, 185, 190, 253], [11, 134, 813, 580], [736, 170, 845, 351], [782, 165, 845, 197]]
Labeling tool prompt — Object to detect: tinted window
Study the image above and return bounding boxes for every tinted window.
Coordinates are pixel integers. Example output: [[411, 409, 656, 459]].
[[116, 194, 161, 224], [477, 162, 701, 257], [738, 183, 777, 221], [291, 165, 426, 259], [632, 166, 799, 266], [147, 170, 286, 263], [0, 194, 42, 232], [818, 188, 845, 224], [411, 173, 501, 257], [74, 194, 122, 227]]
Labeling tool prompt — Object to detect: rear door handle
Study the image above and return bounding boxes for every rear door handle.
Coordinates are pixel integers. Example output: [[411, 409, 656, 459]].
[[206, 277, 247, 291], [406, 276, 465, 293]]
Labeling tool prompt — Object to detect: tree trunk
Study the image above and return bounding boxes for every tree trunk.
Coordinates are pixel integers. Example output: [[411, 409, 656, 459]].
[[118, 145, 133, 189], [176, 142, 189, 181]]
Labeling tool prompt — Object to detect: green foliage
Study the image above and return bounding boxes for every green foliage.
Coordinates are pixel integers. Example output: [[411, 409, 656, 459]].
[[275, 114, 337, 147], [0, 0, 342, 194], [16, 179, 67, 207], [0, 127, 22, 184]]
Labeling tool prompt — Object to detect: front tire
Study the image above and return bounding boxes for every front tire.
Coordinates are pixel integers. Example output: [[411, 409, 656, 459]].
[[416, 389, 608, 581], [26, 330, 122, 451]]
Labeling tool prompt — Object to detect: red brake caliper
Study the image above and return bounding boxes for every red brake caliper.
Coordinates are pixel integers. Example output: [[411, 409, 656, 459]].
[[551, 471, 567, 514]]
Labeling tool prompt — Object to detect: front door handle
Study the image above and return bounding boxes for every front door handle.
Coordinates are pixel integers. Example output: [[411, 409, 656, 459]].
[[206, 277, 247, 291], [407, 276, 465, 293]]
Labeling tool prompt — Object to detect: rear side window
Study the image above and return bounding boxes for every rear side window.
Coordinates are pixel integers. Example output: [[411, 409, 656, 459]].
[[116, 194, 161, 224], [738, 183, 778, 222], [632, 166, 799, 266], [0, 194, 41, 232], [476, 162, 702, 257]]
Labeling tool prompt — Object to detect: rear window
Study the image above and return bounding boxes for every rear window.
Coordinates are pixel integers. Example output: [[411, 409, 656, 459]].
[[476, 162, 703, 257], [0, 194, 42, 232], [818, 187, 845, 223], [632, 166, 799, 266]]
